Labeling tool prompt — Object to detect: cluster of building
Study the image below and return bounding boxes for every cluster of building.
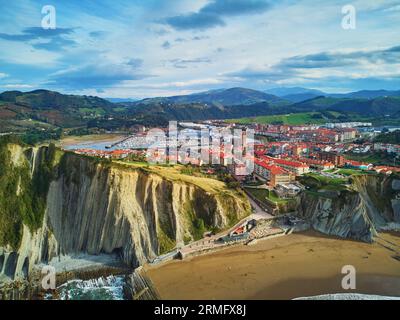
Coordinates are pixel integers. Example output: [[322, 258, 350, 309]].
[[68, 121, 400, 192], [373, 165, 400, 174], [252, 155, 314, 187], [325, 122, 372, 129], [254, 124, 358, 143], [253, 159, 295, 186], [72, 148, 141, 159], [374, 143, 400, 155]]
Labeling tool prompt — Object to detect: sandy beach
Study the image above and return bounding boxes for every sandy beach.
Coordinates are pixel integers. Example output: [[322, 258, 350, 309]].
[[58, 134, 126, 149], [145, 231, 400, 300]]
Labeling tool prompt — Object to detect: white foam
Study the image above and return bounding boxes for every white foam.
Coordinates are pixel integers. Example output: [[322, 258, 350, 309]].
[[294, 293, 400, 300]]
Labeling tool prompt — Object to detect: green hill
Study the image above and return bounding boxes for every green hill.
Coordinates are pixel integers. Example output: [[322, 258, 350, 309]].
[[0, 89, 116, 129], [374, 130, 400, 144], [1, 89, 400, 139], [292, 96, 400, 117], [131, 87, 288, 106]]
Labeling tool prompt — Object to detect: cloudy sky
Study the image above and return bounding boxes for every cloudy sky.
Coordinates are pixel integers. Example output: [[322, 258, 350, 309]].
[[0, 0, 399, 98]]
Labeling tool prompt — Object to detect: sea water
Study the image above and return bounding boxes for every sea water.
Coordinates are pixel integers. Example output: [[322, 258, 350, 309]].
[[51, 275, 126, 300]]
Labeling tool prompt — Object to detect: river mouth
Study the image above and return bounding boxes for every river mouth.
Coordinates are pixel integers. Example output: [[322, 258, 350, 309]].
[[145, 231, 400, 300], [58, 134, 126, 151]]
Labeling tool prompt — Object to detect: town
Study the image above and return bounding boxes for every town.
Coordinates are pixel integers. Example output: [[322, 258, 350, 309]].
[[68, 120, 400, 219]]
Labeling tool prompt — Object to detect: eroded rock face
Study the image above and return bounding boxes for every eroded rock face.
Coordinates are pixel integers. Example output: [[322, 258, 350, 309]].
[[392, 179, 400, 191], [297, 175, 400, 242], [0, 146, 250, 282], [392, 199, 400, 222], [391, 179, 400, 222]]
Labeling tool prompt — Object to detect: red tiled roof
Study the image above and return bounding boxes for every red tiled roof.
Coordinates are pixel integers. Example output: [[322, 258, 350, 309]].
[[275, 158, 309, 168], [254, 159, 288, 175], [346, 160, 368, 166], [111, 150, 130, 155], [374, 166, 400, 172], [259, 155, 309, 168], [298, 157, 334, 167]]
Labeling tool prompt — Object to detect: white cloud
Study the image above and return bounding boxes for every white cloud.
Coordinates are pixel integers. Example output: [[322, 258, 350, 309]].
[[2, 84, 33, 89], [384, 4, 400, 12], [1, 0, 399, 96]]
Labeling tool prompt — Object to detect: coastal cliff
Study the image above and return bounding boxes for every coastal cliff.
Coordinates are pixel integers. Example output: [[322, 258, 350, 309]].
[[2, 139, 399, 284], [0, 141, 250, 282], [297, 174, 400, 242]]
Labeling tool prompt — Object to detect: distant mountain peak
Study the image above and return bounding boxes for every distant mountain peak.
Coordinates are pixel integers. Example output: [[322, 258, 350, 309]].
[[133, 87, 288, 106], [265, 87, 326, 97]]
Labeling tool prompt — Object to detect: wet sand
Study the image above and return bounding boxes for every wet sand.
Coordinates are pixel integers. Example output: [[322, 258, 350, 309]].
[[60, 134, 125, 145], [59, 134, 126, 149], [145, 231, 400, 300]]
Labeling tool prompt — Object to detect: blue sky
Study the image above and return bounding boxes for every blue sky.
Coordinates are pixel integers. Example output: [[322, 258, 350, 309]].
[[0, 0, 399, 98]]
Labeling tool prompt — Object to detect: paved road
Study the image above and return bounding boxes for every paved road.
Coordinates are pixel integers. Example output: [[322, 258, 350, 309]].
[[246, 195, 274, 220], [178, 194, 274, 257]]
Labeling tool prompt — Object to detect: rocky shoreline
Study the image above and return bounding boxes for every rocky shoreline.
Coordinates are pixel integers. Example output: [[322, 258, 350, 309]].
[[0, 263, 131, 300]]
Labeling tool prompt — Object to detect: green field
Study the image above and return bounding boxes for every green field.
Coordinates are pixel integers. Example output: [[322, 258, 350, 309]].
[[299, 173, 349, 192], [244, 187, 288, 204], [225, 110, 379, 126], [78, 107, 106, 116], [227, 112, 328, 125], [112, 107, 128, 112], [336, 168, 370, 176], [116, 161, 238, 194], [345, 152, 399, 166]]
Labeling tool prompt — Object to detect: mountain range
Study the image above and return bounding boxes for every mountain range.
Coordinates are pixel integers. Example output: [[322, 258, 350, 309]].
[[134, 87, 288, 106], [264, 87, 326, 102], [290, 95, 400, 116], [0, 87, 399, 133], [266, 87, 400, 102]]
